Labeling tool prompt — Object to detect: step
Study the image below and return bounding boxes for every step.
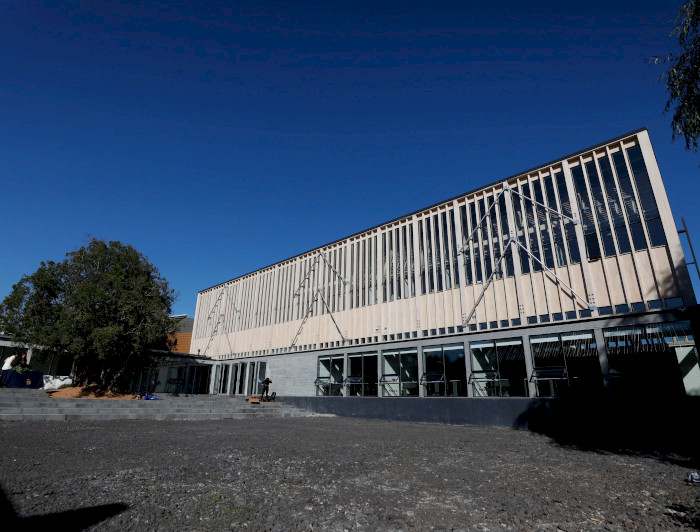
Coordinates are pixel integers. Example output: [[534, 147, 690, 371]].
[[0, 391, 312, 421], [0, 410, 309, 421]]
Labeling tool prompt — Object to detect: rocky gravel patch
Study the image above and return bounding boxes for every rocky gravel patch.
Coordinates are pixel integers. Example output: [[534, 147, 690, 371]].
[[1, 417, 699, 531]]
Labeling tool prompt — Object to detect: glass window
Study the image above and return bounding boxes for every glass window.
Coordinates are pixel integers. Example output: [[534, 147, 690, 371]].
[[598, 155, 632, 254], [426, 219, 435, 292], [421, 344, 467, 397], [543, 173, 568, 267], [571, 165, 601, 260], [442, 212, 453, 289], [627, 145, 667, 247], [449, 210, 460, 286], [381, 348, 418, 397], [522, 183, 542, 271], [512, 189, 531, 274], [418, 221, 426, 294], [554, 172, 581, 263], [460, 205, 473, 286], [345, 353, 378, 397], [444, 344, 467, 396], [487, 195, 503, 279], [530, 331, 602, 397], [533, 180, 555, 268], [433, 216, 443, 292], [478, 198, 492, 279], [256, 362, 267, 394], [470, 201, 484, 282], [611, 150, 647, 250], [330, 356, 344, 396], [382, 234, 388, 301], [665, 297, 683, 308], [585, 160, 616, 256], [422, 346, 445, 396], [604, 321, 694, 395], [469, 339, 527, 397], [388, 232, 395, 301], [497, 192, 515, 275]]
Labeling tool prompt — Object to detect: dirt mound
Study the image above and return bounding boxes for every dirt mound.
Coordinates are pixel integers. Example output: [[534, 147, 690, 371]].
[[46, 385, 136, 400]]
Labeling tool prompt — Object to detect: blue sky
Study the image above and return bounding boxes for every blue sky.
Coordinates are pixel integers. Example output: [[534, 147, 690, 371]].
[[1, 0, 698, 317]]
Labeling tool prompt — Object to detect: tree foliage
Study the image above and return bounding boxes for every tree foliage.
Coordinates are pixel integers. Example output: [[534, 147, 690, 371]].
[[658, 0, 700, 151], [0, 239, 177, 390]]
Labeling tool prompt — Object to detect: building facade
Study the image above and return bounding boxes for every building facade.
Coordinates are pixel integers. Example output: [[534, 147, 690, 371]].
[[191, 128, 700, 400]]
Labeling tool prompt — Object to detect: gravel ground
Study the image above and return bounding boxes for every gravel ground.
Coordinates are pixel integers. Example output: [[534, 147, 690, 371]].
[[1, 417, 700, 531]]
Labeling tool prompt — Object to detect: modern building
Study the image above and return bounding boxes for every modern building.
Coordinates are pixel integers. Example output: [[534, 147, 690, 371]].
[[190, 128, 700, 402], [167, 314, 194, 355]]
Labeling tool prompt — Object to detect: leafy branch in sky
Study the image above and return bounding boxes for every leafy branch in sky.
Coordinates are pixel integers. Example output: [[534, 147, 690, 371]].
[[654, 0, 700, 151]]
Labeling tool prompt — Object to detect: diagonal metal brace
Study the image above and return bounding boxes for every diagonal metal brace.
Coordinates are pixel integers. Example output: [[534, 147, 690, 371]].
[[506, 186, 579, 225], [511, 239, 593, 310]]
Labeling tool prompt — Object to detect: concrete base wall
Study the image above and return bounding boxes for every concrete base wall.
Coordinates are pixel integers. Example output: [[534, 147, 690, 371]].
[[280, 396, 534, 427], [279, 396, 700, 437]]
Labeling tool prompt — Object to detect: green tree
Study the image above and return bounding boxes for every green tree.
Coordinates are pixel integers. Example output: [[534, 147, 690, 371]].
[[0, 238, 177, 390], [657, 0, 700, 151]]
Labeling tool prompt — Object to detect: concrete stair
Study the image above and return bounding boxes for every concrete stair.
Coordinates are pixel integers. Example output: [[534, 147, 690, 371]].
[[0, 388, 312, 421]]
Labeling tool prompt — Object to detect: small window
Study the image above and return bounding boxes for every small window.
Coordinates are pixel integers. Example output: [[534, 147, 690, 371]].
[[579, 309, 592, 318], [489, 321, 498, 329], [527, 316, 538, 324], [479, 322, 488, 330], [439, 328, 446, 335], [648, 299, 663, 310], [631, 302, 646, 312], [469, 324, 478, 331], [539, 314, 550, 323], [615, 304, 629, 314], [646, 218, 666, 247], [389, 334, 395, 341], [457, 326, 464, 333], [500, 320, 510, 328], [511, 318, 522, 326], [565, 311, 577, 320], [448, 326, 455, 334], [552, 312, 563, 321], [422, 330, 429, 337], [430, 329, 437, 336], [412, 332, 418, 338], [598, 306, 613, 316], [665, 297, 683, 308]]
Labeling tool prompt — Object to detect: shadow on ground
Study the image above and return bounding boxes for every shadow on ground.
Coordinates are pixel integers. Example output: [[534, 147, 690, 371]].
[[514, 396, 700, 467], [1, 484, 127, 531]]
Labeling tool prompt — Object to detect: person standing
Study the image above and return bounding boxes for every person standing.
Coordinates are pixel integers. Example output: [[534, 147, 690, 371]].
[[2, 353, 17, 371], [1, 353, 19, 387], [260, 377, 272, 401]]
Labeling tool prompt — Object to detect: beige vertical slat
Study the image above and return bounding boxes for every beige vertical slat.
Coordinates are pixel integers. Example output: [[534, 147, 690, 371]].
[[562, 159, 598, 316], [411, 215, 422, 336], [650, 247, 680, 298], [636, 131, 696, 305], [503, 181, 527, 324], [453, 199, 468, 328]]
